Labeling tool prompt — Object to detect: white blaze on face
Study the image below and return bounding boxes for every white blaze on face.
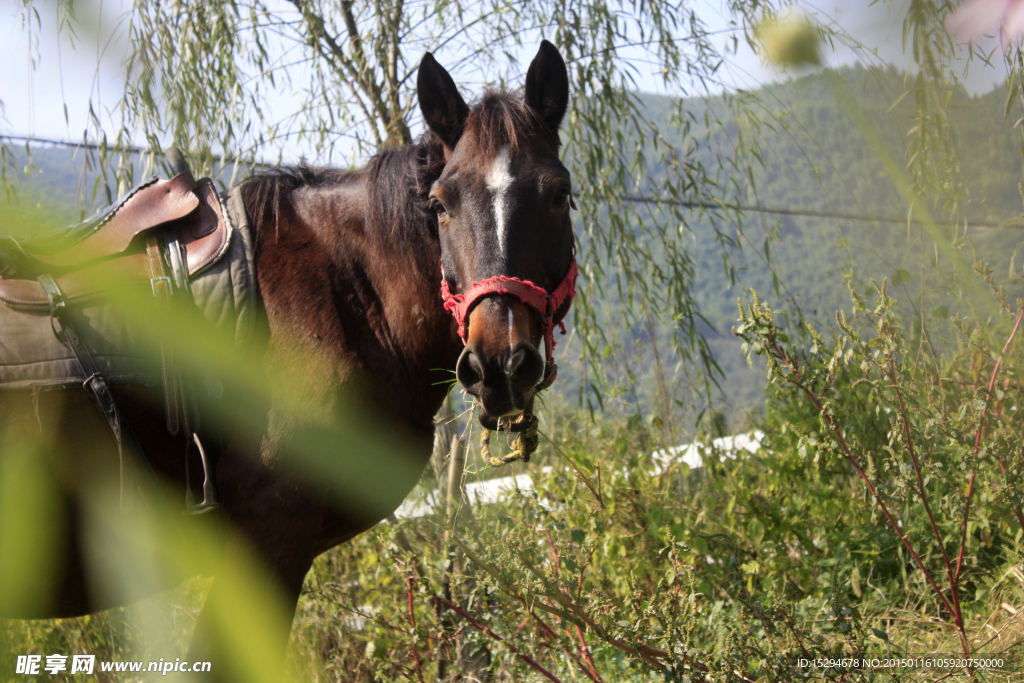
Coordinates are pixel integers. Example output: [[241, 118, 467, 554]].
[[508, 306, 516, 349], [486, 146, 514, 258]]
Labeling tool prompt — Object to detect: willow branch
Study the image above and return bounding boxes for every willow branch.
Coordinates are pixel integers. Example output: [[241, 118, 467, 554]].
[[339, 0, 390, 126], [287, 0, 385, 147]]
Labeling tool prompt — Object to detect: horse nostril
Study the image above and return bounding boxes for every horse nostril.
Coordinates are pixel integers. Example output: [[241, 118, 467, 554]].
[[456, 345, 486, 389], [507, 343, 544, 386]]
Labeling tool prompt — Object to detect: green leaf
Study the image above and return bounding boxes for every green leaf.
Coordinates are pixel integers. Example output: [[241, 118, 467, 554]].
[[748, 517, 765, 545]]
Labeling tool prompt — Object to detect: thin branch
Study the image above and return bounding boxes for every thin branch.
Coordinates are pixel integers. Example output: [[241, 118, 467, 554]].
[[406, 577, 425, 683], [538, 429, 604, 509], [575, 624, 603, 683], [526, 607, 603, 683], [434, 595, 566, 683], [955, 307, 1024, 585], [765, 335, 959, 627], [887, 356, 962, 635]]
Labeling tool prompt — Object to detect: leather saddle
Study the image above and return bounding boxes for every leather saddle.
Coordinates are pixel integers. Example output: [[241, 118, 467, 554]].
[[0, 156, 228, 513], [0, 170, 229, 309]]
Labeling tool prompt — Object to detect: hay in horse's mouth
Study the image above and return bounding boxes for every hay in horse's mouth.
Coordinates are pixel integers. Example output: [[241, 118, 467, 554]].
[[480, 409, 540, 466], [478, 405, 536, 433]]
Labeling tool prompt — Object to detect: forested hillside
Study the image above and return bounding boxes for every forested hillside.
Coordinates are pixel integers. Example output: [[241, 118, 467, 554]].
[[652, 65, 1024, 416], [686, 64, 1023, 333]]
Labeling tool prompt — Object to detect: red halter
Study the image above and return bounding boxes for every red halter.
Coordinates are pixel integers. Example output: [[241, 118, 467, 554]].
[[440, 247, 578, 389]]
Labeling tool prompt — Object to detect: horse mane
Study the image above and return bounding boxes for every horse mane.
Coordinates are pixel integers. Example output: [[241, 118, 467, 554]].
[[363, 133, 447, 249], [240, 164, 348, 242], [239, 136, 446, 254], [238, 89, 554, 253]]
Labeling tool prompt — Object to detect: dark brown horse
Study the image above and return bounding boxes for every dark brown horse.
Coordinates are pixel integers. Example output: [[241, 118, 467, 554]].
[[0, 41, 574, 678]]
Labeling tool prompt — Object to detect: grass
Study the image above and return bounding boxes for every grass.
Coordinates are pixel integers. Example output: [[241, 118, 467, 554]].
[[2, 401, 1023, 681]]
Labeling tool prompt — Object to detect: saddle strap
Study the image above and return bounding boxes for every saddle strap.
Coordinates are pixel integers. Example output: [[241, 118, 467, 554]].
[[146, 230, 220, 515], [145, 235, 180, 436], [37, 274, 156, 511]]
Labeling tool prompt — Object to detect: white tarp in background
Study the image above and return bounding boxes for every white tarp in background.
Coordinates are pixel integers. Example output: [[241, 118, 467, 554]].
[[395, 431, 765, 519]]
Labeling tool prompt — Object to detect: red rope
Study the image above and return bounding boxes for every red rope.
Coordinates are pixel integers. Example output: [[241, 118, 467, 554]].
[[440, 249, 578, 389]]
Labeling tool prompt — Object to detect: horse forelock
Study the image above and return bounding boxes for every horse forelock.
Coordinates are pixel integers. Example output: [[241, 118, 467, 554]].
[[463, 90, 560, 157]]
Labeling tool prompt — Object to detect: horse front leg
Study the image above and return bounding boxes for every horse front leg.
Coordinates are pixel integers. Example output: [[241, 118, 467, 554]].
[[185, 444, 325, 682]]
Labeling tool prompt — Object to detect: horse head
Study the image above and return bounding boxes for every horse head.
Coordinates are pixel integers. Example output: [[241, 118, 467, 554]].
[[418, 41, 576, 432]]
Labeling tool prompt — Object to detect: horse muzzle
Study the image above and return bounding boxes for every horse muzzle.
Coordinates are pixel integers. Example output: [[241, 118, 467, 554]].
[[457, 340, 543, 428], [453, 294, 544, 427]]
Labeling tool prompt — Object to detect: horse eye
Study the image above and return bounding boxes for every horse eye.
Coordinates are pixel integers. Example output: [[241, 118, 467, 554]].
[[430, 198, 447, 217], [554, 189, 571, 208]]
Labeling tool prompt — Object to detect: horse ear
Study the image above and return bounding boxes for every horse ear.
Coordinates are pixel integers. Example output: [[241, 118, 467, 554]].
[[418, 52, 469, 150], [525, 40, 569, 133]]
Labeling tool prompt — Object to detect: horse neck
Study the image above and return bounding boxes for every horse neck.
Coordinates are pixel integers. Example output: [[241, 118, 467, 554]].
[[253, 161, 461, 432]]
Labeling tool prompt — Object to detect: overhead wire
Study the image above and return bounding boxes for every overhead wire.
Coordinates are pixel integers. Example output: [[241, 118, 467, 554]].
[[2, 133, 1017, 230]]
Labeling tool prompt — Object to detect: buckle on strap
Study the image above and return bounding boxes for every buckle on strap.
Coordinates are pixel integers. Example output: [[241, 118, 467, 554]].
[[81, 371, 106, 392], [150, 275, 173, 297], [145, 237, 174, 299], [37, 274, 159, 513]]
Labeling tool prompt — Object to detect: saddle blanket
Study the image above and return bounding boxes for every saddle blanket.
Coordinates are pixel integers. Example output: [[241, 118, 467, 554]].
[[0, 187, 257, 390]]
